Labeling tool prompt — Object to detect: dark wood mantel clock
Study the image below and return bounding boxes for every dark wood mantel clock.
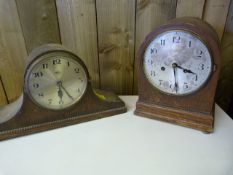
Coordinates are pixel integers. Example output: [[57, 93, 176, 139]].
[[134, 17, 221, 133], [0, 44, 127, 141]]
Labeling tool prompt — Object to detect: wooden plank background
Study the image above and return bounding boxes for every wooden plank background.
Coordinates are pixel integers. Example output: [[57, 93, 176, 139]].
[[0, 0, 232, 114]]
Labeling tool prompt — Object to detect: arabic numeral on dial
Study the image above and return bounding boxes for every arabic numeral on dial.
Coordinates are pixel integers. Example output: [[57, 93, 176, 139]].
[[161, 40, 165, 46], [150, 71, 156, 76], [33, 72, 43, 78], [150, 48, 157, 54], [33, 83, 39, 88], [38, 93, 44, 97], [42, 63, 48, 69], [67, 61, 70, 67], [172, 36, 181, 43], [59, 100, 64, 105], [53, 59, 61, 65], [194, 49, 203, 58], [147, 59, 153, 65], [48, 99, 52, 104], [198, 63, 205, 70], [74, 68, 80, 73], [159, 80, 163, 85], [188, 41, 192, 47]]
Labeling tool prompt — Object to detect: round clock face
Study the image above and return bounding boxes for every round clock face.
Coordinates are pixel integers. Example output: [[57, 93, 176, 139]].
[[143, 30, 213, 95], [25, 51, 87, 110]]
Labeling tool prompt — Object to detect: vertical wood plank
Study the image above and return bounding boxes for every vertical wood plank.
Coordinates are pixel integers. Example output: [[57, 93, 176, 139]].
[[0, 76, 7, 106], [56, 0, 100, 88], [16, 0, 61, 53], [133, 0, 177, 94], [203, 0, 231, 39], [0, 0, 27, 103], [96, 0, 135, 94], [176, 0, 205, 18], [216, 0, 233, 111]]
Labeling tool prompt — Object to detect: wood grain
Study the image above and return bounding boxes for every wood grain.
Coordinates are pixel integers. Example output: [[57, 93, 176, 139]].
[[0, 76, 7, 106], [15, 0, 61, 53], [133, 0, 177, 94], [96, 0, 135, 94], [56, 0, 100, 88], [176, 0, 205, 18], [203, 0, 231, 39], [0, 0, 27, 104], [216, 0, 233, 112]]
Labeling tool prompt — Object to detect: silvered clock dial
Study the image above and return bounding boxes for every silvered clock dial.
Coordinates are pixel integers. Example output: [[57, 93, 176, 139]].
[[143, 31, 213, 95], [26, 52, 87, 110]]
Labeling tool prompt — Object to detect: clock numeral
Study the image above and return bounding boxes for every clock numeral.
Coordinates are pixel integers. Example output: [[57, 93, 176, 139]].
[[48, 99, 52, 104], [42, 63, 48, 69], [59, 100, 64, 105], [150, 48, 157, 54], [38, 93, 44, 97], [160, 39, 165, 46], [198, 63, 205, 70], [150, 71, 156, 76], [67, 61, 70, 67], [33, 72, 43, 78], [159, 80, 163, 85], [172, 36, 181, 43], [194, 49, 203, 58], [33, 83, 39, 88], [147, 59, 153, 65], [53, 59, 61, 65], [74, 68, 80, 73], [188, 41, 192, 47], [183, 82, 189, 89], [79, 77, 84, 82]]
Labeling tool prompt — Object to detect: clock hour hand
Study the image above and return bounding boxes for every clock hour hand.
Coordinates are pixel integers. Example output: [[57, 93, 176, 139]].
[[58, 81, 74, 101]]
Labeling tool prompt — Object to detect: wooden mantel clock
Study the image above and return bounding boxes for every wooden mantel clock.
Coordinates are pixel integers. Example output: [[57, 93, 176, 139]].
[[134, 17, 221, 133], [0, 44, 126, 141]]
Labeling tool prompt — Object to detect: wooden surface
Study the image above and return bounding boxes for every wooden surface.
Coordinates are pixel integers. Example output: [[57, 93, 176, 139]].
[[176, 0, 205, 18], [216, 0, 233, 112], [0, 0, 27, 104], [0, 0, 232, 115], [56, 0, 100, 88], [96, 0, 135, 94], [15, 0, 61, 53]]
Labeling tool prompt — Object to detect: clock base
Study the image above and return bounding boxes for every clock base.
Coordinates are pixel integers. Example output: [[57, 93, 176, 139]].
[[0, 89, 127, 141], [135, 101, 214, 133]]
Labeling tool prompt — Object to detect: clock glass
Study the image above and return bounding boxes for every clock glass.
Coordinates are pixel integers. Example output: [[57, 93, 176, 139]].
[[25, 51, 87, 110], [143, 30, 213, 95]]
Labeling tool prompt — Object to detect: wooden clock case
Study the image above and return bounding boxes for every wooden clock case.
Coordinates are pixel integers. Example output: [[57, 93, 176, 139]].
[[134, 17, 221, 133], [0, 44, 127, 141]]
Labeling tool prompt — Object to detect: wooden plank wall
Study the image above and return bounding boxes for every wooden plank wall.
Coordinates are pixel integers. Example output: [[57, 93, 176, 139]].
[[0, 0, 232, 113]]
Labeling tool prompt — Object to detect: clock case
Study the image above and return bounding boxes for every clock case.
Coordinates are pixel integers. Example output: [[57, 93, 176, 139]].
[[134, 17, 221, 133], [0, 44, 127, 141]]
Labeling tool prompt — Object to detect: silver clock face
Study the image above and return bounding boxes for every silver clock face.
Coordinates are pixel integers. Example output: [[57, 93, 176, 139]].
[[26, 52, 87, 110], [143, 30, 212, 95]]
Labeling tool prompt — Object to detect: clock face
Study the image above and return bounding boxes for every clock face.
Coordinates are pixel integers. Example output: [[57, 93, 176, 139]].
[[143, 30, 213, 95], [25, 51, 87, 110]]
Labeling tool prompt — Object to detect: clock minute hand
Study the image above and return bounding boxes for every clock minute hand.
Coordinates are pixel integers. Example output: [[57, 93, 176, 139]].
[[172, 63, 178, 93], [59, 81, 74, 101], [57, 82, 63, 101]]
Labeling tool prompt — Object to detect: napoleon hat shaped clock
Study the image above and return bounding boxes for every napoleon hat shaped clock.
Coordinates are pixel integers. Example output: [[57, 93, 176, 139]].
[[0, 44, 127, 141], [134, 17, 221, 132]]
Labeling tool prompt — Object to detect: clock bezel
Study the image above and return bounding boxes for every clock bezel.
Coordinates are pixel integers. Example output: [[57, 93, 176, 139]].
[[24, 48, 89, 111], [141, 29, 214, 96]]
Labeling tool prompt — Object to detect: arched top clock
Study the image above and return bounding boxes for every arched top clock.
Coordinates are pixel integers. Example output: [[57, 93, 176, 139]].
[[135, 17, 221, 133]]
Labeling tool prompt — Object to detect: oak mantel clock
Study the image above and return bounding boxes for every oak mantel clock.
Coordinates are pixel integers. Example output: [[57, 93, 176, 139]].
[[0, 44, 126, 141], [134, 17, 221, 132]]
